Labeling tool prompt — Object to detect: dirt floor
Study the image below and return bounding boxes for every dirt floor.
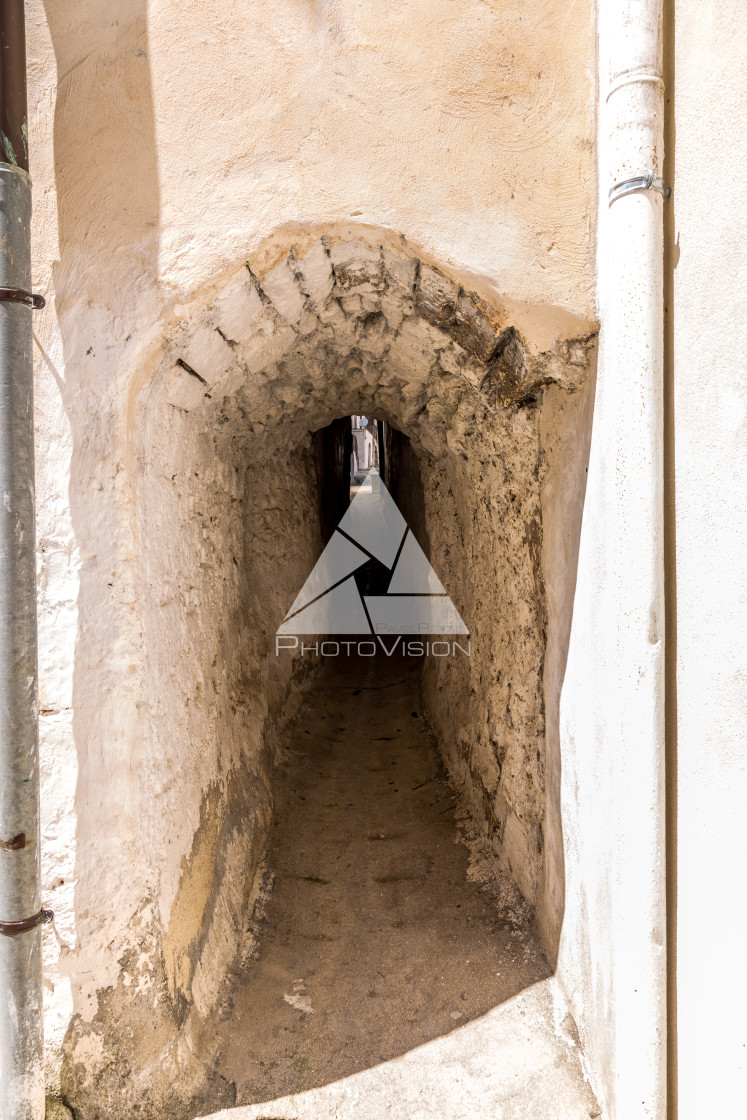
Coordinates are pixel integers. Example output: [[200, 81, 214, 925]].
[[201, 654, 599, 1120]]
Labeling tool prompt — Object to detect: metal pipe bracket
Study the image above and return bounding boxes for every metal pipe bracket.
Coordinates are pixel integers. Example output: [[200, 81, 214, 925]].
[[0, 909, 54, 937], [609, 169, 671, 207], [0, 286, 45, 309]]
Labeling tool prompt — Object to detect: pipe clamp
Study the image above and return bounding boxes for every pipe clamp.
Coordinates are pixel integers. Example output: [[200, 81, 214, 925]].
[[0, 286, 45, 309], [609, 170, 671, 207], [0, 909, 54, 937]]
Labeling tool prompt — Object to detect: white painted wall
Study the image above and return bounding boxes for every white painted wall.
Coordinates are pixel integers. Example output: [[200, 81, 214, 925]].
[[551, 3, 669, 1116], [671, 2, 747, 1115]]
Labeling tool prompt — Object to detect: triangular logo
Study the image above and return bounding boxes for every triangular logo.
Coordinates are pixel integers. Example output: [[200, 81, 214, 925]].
[[278, 472, 468, 636]]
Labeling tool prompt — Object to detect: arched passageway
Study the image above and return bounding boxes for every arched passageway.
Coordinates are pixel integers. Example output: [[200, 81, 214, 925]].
[[208, 641, 598, 1118], [62, 227, 596, 1118], [191, 415, 595, 1116]]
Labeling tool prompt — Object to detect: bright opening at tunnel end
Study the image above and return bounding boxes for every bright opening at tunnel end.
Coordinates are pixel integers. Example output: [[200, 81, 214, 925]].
[[276, 465, 471, 659]]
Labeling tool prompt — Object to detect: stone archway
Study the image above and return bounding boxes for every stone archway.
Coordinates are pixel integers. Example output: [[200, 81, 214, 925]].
[[62, 225, 595, 1118]]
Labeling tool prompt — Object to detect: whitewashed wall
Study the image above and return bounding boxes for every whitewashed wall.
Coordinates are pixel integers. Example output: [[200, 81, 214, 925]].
[[670, 2, 747, 1116]]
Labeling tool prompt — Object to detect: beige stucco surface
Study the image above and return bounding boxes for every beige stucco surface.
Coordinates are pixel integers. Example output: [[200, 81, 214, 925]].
[[34, 0, 596, 314]]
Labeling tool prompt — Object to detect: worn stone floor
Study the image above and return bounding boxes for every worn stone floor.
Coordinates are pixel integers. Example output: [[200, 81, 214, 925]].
[[200, 654, 599, 1120]]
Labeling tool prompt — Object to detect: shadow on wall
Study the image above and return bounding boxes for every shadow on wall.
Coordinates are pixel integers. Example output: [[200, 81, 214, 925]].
[[536, 372, 597, 964], [380, 421, 431, 558], [318, 417, 353, 543]]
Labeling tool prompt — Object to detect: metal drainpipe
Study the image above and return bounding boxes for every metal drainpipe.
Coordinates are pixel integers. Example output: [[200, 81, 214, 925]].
[[601, 0, 668, 1116], [0, 3, 50, 1119]]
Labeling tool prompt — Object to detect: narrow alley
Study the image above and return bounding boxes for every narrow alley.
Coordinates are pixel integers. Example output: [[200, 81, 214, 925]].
[[204, 654, 598, 1120]]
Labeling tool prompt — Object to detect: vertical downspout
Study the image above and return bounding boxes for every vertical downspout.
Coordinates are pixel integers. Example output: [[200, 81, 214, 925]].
[[0, 3, 48, 1119], [600, 0, 668, 1115]]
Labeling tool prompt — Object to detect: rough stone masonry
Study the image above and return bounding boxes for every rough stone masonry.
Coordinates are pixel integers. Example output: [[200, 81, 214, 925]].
[[52, 225, 595, 1118]]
